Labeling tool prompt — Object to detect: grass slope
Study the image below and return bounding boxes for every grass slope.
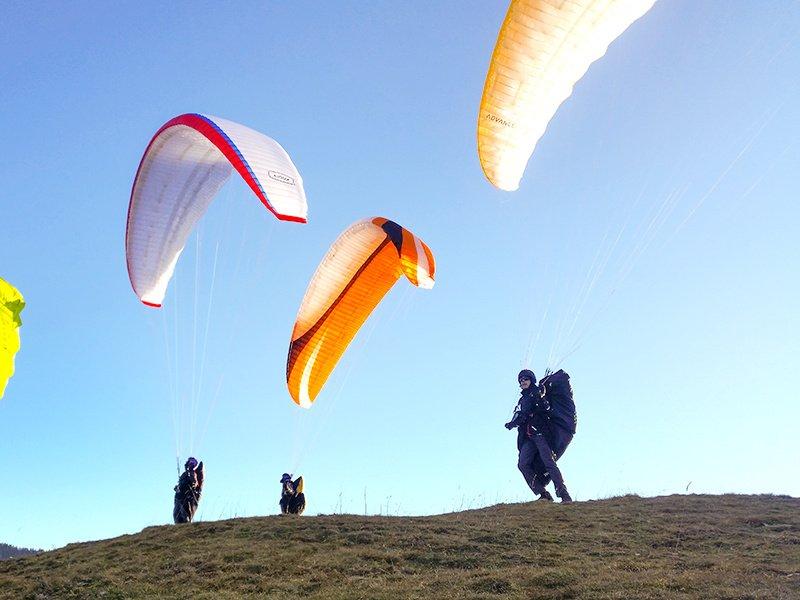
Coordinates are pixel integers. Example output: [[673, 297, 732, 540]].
[[1, 495, 798, 599]]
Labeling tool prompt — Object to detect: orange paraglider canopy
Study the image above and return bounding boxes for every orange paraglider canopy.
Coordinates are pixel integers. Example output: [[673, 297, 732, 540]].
[[287, 218, 435, 407]]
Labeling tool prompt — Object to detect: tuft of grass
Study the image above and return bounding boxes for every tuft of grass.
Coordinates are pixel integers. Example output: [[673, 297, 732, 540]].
[[1, 494, 799, 599]]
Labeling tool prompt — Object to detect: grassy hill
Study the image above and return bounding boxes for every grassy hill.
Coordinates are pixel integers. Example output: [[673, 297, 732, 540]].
[[1, 494, 798, 599]]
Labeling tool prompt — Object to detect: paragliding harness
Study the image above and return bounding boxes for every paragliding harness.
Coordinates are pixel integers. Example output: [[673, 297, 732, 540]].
[[539, 370, 577, 435], [524, 370, 576, 491], [173, 460, 204, 523], [279, 473, 306, 515]]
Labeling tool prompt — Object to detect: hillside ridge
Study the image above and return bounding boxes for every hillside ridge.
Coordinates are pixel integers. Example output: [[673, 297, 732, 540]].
[[1, 494, 798, 599]]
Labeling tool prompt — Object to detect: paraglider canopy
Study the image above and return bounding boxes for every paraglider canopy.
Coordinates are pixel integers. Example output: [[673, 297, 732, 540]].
[[0, 277, 25, 399], [286, 217, 435, 408], [126, 113, 309, 307], [478, 0, 656, 191]]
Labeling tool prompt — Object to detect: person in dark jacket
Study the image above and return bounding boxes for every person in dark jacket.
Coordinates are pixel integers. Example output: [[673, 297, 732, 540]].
[[279, 473, 306, 515], [505, 370, 572, 503], [173, 457, 204, 523]]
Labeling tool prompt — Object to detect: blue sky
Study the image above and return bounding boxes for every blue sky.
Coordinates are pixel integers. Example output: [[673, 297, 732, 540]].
[[1, 1, 798, 550]]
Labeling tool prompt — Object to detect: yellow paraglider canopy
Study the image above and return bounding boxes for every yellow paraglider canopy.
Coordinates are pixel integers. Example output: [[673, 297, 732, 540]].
[[478, 0, 656, 191], [0, 277, 25, 399]]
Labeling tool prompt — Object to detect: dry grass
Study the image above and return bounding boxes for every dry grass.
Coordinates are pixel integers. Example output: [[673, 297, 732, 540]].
[[1, 494, 798, 599]]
